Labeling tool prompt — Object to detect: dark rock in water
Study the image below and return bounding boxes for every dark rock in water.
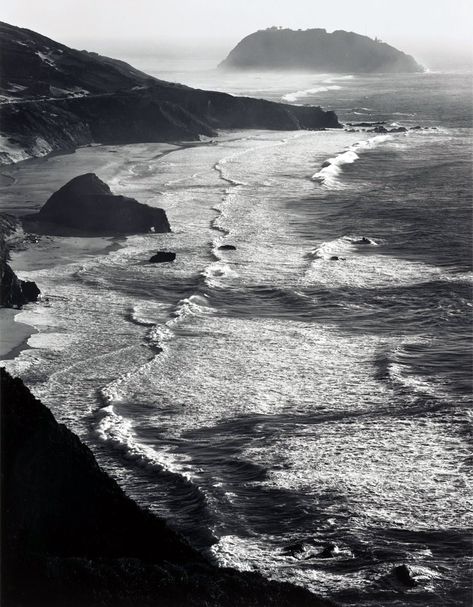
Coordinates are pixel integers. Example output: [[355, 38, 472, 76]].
[[351, 237, 372, 245], [347, 121, 386, 127], [369, 125, 388, 133], [329, 256, 339, 261], [1, 369, 333, 607], [321, 160, 332, 168], [149, 251, 176, 263], [219, 28, 423, 73], [218, 244, 237, 251], [391, 564, 417, 587], [30, 173, 171, 234], [410, 125, 422, 130], [283, 541, 307, 557], [284, 541, 320, 560], [318, 543, 338, 558], [389, 126, 407, 133]]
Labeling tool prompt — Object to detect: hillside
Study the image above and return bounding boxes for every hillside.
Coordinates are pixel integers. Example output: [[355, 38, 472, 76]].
[[0, 22, 340, 164]]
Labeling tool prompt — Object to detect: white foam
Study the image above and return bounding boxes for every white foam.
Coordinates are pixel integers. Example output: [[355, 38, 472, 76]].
[[312, 134, 394, 189], [96, 403, 194, 479], [168, 294, 215, 327], [309, 235, 379, 260], [304, 236, 464, 290], [202, 261, 239, 287], [282, 85, 342, 103]]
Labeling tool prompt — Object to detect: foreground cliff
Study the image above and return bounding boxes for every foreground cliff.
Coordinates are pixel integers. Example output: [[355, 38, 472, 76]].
[[219, 27, 423, 73], [0, 369, 334, 607], [0, 21, 340, 165], [25, 173, 171, 234]]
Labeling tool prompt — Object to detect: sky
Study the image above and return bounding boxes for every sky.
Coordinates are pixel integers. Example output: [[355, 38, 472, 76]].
[[2, 0, 472, 67]]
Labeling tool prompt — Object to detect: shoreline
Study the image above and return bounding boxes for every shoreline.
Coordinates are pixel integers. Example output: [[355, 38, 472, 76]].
[[0, 308, 37, 360]]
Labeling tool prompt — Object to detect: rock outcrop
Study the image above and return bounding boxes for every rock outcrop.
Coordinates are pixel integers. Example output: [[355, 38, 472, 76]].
[[0, 22, 341, 165], [0, 213, 40, 308], [218, 244, 237, 251], [390, 564, 417, 588], [219, 28, 423, 73], [0, 369, 334, 607], [0, 262, 40, 308], [26, 173, 171, 234], [149, 251, 176, 263]]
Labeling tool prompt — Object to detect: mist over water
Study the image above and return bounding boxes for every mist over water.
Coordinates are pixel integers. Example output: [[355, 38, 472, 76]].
[[2, 63, 472, 606]]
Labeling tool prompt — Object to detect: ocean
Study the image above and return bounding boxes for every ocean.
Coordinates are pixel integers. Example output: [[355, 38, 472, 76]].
[[1, 65, 472, 605]]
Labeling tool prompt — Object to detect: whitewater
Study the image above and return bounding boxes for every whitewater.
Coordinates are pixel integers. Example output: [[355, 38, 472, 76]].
[[1, 68, 472, 606]]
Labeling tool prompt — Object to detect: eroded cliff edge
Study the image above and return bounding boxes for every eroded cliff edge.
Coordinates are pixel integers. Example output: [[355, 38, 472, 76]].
[[0, 369, 335, 607], [0, 214, 40, 308]]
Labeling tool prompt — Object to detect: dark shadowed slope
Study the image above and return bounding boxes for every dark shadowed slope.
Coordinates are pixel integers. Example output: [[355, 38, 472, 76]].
[[0, 369, 335, 607], [219, 28, 423, 73]]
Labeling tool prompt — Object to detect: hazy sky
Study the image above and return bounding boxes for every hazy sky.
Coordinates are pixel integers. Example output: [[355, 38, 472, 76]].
[[2, 0, 472, 66]]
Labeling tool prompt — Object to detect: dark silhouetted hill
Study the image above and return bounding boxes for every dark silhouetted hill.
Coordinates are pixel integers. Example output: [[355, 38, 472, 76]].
[[0, 22, 341, 164], [219, 28, 423, 73], [0, 369, 335, 607]]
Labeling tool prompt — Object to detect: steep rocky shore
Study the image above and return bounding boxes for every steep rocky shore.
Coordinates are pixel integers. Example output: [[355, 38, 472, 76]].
[[0, 214, 40, 307], [0, 369, 334, 607], [0, 21, 341, 165]]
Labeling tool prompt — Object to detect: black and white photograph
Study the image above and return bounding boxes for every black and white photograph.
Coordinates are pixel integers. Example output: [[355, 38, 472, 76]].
[[0, 1, 472, 606]]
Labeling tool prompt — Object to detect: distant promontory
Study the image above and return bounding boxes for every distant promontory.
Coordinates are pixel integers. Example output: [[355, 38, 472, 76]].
[[0, 21, 340, 165], [219, 28, 423, 73]]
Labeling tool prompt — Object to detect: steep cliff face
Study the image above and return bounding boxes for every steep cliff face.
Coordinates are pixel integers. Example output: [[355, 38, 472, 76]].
[[29, 173, 171, 234], [219, 28, 423, 73], [0, 261, 40, 308], [0, 22, 341, 164], [0, 214, 40, 308], [0, 369, 334, 607]]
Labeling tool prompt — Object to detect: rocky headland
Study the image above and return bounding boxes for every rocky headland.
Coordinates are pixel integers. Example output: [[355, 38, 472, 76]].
[[24, 173, 171, 235], [0, 21, 341, 165], [0, 368, 334, 607], [0, 213, 40, 308], [219, 27, 423, 73]]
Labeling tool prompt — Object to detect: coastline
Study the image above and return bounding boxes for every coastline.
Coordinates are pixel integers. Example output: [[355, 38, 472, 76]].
[[0, 137, 214, 365], [0, 308, 37, 360]]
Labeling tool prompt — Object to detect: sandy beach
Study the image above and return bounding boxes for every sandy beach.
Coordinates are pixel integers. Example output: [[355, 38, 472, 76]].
[[0, 308, 37, 359]]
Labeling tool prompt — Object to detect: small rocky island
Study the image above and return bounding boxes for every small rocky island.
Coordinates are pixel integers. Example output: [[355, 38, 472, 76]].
[[219, 27, 423, 73], [25, 173, 171, 234]]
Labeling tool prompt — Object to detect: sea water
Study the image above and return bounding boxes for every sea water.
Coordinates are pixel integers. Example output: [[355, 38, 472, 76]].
[[1, 66, 472, 605]]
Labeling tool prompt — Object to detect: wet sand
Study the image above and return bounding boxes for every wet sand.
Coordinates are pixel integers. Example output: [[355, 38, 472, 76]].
[[0, 308, 37, 360], [0, 141, 183, 362]]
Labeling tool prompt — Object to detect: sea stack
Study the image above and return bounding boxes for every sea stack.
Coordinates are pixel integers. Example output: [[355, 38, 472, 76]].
[[33, 173, 171, 234]]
